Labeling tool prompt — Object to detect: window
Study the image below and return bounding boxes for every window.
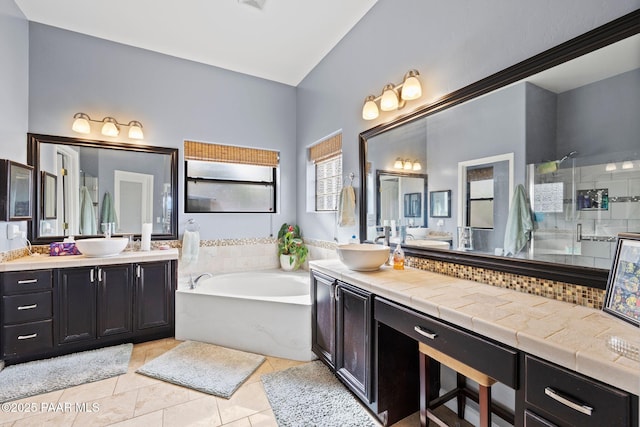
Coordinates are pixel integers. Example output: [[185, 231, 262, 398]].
[[466, 166, 494, 228], [309, 133, 342, 212], [184, 141, 278, 213]]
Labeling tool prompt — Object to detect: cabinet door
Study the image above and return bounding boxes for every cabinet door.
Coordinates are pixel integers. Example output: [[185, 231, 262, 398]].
[[97, 264, 133, 337], [336, 282, 372, 402], [135, 262, 171, 331], [311, 271, 336, 367], [57, 267, 96, 344]]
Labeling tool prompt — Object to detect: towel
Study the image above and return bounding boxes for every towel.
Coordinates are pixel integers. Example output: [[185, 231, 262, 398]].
[[503, 184, 534, 256], [337, 185, 356, 227], [100, 191, 118, 231], [182, 230, 200, 263], [79, 186, 97, 235]]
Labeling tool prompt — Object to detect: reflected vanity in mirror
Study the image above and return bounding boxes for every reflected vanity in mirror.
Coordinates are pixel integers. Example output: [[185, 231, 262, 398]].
[[359, 11, 639, 288], [28, 134, 178, 244]]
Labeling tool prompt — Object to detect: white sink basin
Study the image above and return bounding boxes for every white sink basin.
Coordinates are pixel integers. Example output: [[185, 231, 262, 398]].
[[405, 239, 450, 249], [336, 244, 390, 271], [75, 238, 128, 257]]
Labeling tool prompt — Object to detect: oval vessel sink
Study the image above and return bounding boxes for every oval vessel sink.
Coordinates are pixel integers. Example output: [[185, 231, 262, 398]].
[[75, 238, 128, 257], [336, 244, 390, 271]]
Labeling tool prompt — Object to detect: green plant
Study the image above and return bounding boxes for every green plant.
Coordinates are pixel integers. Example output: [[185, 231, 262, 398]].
[[277, 223, 309, 269]]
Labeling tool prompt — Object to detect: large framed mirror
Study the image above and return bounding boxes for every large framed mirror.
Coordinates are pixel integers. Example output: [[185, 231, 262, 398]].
[[28, 134, 178, 244], [360, 11, 639, 289]]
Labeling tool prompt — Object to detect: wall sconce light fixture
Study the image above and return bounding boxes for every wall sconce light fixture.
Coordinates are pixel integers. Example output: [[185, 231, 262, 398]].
[[362, 70, 422, 120], [72, 112, 144, 140], [394, 157, 422, 171]]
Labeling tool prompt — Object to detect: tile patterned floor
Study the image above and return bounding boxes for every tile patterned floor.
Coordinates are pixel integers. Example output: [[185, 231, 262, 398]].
[[0, 338, 423, 427]]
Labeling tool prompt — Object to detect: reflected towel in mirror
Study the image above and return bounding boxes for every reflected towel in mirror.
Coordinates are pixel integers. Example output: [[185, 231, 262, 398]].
[[182, 230, 200, 263], [79, 186, 97, 235], [503, 184, 533, 256], [338, 185, 356, 227], [100, 191, 118, 230]]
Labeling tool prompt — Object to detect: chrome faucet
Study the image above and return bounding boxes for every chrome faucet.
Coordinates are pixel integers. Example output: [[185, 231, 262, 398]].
[[189, 273, 213, 289], [374, 226, 391, 246]]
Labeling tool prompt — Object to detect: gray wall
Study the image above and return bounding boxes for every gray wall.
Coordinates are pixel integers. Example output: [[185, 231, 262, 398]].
[[27, 22, 297, 240], [0, 0, 29, 252], [296, 0, 639, 243]]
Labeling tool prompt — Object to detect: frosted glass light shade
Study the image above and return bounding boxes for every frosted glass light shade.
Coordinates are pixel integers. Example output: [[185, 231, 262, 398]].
[[72, 113, 91, 134], [101, 118, 119, 137], [412, 160, 422, 171], [362, 96, 379, 120], [401, 72, 422, 100], [403, 161, 412, 170], [380, 84, 399, 111], [622, 160, 634, 169], [127, 121, 144, 140], [605, 162, 617, 172], [394, 158, 404, 169]]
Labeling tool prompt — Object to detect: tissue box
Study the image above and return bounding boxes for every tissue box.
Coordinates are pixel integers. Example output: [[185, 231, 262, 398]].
[[49, 242, 81, 256]]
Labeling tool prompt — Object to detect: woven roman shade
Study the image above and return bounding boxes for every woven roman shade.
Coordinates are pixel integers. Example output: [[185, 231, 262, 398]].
[[467, 167, 493, 182], [309, 133, 342, 163], [184, 140, 279, 167]]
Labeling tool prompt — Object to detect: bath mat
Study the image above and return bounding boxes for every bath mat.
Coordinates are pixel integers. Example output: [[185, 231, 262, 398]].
[[136, 340, 265, 399], [262, 360, 379, 427], [0, 343, 133, 403]]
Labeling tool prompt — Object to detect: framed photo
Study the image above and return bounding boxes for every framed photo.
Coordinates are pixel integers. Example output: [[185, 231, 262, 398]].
[[403, 192, 421, 218], [42, 171, 57, 219], [603, 233, 640, 326], [430, 190, 451, 218]]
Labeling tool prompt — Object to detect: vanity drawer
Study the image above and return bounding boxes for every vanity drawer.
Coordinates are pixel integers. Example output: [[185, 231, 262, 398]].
[[2, 291, 52, 324], [2, 319, 53, 357], [1, 270, 52, 294], [374, 297, 517, 388], [525, 355, 632, 427]]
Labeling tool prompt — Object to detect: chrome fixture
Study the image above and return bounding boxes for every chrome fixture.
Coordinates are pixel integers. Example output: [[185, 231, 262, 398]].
[[72, 112, 144, 140], [362, 70, 423, 120], [189, 273, 213, 290]]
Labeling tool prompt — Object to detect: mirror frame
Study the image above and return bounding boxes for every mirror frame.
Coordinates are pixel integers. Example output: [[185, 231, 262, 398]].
[[27, 133, 179, 244], [359, 10, 639, 290]]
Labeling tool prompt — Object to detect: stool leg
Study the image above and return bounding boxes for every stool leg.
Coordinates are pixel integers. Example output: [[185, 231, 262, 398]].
[[456, 373, 466, 419], [419, 352, 428, 427], [478, 384, 491, 427]]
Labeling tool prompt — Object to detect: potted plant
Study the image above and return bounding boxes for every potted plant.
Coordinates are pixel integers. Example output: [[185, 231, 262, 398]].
[[277, 223, 309, 271]]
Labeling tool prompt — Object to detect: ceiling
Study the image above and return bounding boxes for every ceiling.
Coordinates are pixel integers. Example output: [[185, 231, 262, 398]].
[[15, 0, 378, 86]]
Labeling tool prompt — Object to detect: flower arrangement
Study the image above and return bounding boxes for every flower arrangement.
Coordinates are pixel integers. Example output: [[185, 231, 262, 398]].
[[277, 223, 309, 270]]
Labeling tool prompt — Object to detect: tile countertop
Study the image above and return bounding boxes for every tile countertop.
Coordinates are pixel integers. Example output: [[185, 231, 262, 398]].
[[0, 249, 179, 272], [310, 259, 640, 396]]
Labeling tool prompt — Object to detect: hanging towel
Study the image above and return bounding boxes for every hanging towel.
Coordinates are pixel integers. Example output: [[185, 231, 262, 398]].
[[100, 191, 119, 231], [79, 186, 97, 235], [182, 230, 200, 263], [503, 184, 534, 256], [338, 185, 356, 227]]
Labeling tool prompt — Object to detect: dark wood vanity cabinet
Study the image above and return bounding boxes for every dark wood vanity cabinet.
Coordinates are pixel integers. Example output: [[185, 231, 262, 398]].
[[311, 270, 336, 367], [1, 270, 53, 359], [524, 355, 638, 427], [135, 261, 173, 333], [58, 264, 133, 345], [1, 259, 175, 364], [335, 281, 373, 403]]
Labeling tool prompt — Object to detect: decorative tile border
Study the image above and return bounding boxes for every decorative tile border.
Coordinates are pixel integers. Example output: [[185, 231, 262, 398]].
[[406, 256, 605, 309]]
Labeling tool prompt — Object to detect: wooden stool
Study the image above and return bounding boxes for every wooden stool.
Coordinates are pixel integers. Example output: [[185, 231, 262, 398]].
[[419, 342, 496, 427]]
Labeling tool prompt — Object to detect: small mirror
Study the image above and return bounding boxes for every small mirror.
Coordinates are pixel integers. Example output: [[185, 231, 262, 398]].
[[42, 171, 56, 219], [430, 190, 451, 218]]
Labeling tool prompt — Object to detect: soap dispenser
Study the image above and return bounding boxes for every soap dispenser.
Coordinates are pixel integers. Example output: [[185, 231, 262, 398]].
[[392, 244, 405, 270]]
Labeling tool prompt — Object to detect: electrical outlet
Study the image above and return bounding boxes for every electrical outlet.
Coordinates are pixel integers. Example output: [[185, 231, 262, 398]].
[[7, 224, 19, 239]]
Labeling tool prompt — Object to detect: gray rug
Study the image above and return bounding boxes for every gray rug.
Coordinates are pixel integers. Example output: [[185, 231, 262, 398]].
[[262, 360, 379, 427], [0, 343, 133, 403], [136, 340, 265, 399]]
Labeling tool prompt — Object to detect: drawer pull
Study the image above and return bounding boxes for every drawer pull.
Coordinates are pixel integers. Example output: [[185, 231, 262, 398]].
[[17, 304, 38, 310], [544, 387, 593, 416], [414, 325, 438, 340], [17, 279, 38, 284], [17, 333, 38, 340]]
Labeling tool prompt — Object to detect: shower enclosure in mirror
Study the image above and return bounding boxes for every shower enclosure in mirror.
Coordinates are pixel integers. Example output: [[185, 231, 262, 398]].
[[360, 11, 639, 288], [28, 134, 178, 244]]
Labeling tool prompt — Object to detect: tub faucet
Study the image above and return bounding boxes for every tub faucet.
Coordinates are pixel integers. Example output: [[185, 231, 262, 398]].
[[189, 273, 213, 289]]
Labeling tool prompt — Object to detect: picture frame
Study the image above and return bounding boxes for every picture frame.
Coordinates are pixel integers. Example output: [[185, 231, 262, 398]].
[[603, 233, 640, 327], [403, 192, 421, 218], [430, 190, 451, 218]]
